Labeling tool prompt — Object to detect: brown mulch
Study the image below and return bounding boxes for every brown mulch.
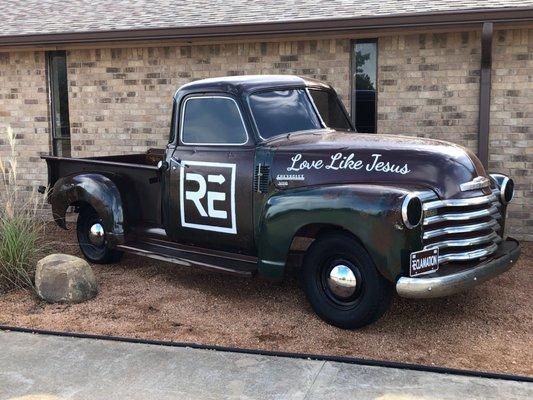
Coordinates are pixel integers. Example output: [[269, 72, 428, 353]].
[[0, 224, 531, 376]]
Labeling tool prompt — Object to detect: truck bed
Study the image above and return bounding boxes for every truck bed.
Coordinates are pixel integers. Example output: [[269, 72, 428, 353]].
[[43, 148, 165, 226]]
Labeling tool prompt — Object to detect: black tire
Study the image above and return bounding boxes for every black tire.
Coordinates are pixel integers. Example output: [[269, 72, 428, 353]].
[[302, 232, 393, 329], [76, 206, 123, 264]]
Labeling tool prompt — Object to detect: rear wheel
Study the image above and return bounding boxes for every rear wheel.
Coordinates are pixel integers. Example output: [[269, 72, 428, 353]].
[[302, 233, 393, 329], [76, 207, 123, 264]]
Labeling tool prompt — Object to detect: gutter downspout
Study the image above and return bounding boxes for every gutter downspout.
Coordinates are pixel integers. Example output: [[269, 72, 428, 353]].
[[478, 22, 493, 170]]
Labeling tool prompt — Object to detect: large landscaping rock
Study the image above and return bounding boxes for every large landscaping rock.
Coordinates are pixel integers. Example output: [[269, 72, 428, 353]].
[[35, 254, 98, 303]]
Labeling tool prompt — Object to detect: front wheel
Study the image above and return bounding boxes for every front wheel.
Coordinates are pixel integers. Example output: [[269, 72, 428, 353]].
[[77, 207, 123, 264], [302, 233, 393, 329]]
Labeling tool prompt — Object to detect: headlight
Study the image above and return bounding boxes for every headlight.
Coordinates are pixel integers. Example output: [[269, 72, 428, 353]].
[[490, 174, 514, 204], [402, 193, 423, 229]]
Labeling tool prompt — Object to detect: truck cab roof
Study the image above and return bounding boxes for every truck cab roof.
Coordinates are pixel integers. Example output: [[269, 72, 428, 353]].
[[174, 75, 332, 98]]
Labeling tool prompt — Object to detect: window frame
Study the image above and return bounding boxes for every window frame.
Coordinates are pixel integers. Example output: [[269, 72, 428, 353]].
[[350, 38, 378, 134], [246, 86, 325, 142], [179, 95, 250, 146]]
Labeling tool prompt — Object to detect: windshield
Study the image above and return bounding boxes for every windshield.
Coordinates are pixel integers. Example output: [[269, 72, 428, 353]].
[[249, 89, 322, 139]]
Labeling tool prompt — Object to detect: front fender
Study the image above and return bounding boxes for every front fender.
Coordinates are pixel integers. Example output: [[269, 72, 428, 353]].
[[49, 173, 125, 246], [257, 184, 424, 281]]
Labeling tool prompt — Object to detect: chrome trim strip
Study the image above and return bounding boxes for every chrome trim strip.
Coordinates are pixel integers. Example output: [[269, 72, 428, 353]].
[[423, 231, 499, 250], [423, 219, 499, 240], [396, 239, 521, 299], [423, 205, 500, 225]]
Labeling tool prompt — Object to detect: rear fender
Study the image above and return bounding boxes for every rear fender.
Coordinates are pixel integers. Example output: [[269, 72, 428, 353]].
[[49, 173, 125, 246]]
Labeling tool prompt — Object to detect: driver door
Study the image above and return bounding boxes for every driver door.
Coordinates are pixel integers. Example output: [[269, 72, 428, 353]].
[[166, 94, 255, 254]]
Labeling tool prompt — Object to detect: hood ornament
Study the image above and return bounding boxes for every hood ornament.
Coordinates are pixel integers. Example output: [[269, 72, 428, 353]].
[[460, 176, 490, 192]]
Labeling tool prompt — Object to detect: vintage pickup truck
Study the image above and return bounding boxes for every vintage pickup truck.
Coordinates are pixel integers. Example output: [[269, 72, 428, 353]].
[[43, 75, 521, 329]]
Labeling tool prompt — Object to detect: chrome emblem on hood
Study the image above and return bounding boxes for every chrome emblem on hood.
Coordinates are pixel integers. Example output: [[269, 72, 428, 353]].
[[460, 176, 490, 192]]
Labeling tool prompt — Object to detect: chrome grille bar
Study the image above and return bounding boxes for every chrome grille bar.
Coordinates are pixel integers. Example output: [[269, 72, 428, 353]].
[[423, 205, 500, 226], [438, 242, 499, 263], [423, 219, 499, 240], [423, 194, 497, 211], [424, 231, 500, 250]]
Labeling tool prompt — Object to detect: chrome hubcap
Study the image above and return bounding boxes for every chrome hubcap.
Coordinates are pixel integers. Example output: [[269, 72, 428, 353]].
[[88, 223, 105, 246], [327, 264, 357, 299]]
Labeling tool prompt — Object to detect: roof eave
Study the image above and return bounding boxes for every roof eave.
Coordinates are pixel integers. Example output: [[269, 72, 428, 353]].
[[1, 6, 532, 47]]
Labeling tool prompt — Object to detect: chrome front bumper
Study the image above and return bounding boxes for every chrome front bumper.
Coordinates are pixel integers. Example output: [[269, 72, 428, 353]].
[[396, 238, 521, 298]]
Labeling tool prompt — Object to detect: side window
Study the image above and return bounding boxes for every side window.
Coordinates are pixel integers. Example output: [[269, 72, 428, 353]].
[[181, 96, 248, 145], [309, 89, 353, 131]]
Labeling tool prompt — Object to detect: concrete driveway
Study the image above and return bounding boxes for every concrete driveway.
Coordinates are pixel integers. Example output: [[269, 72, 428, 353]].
[[0, 331, 531, 400]]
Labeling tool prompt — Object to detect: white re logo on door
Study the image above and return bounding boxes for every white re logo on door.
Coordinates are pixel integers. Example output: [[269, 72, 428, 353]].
[[179, 161, 237, 234]]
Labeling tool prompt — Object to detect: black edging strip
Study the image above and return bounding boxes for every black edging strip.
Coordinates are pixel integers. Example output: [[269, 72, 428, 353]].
[[1, 325, 531, 383]]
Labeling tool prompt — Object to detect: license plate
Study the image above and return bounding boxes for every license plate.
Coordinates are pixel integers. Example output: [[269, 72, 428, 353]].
[[410, 248, 439, 277]]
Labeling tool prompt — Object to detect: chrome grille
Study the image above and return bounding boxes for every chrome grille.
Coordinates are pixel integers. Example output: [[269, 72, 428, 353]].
[[420, 191, 502, 264]]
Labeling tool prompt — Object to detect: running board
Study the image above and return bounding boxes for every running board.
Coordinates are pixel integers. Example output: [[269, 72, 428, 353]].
[[116, 241, 257, 277]]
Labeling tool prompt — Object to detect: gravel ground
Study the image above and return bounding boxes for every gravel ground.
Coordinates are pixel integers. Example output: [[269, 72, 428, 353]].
[[0, 224, 531, 376]]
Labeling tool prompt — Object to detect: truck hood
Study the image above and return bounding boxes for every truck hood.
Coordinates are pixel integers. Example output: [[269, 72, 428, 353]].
[[266, 130, 489, 199]]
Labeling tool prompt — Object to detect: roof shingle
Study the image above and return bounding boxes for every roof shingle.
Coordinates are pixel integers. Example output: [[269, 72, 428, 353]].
[[1, 0, 533, 38]]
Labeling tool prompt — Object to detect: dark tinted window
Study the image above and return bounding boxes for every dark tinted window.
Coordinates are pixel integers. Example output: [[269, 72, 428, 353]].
[[249, 89, 321, 139], [181, 97, 247, 144], [47, 51, 71, 156], [352, 40, 377, 133], [309, 89, 353, 131]]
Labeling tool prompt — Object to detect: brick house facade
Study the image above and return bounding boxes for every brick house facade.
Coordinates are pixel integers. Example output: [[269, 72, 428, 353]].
[[0, 5, 532, 239]]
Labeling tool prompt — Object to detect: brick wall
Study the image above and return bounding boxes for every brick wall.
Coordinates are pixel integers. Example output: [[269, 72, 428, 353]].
[[0, 32, 531, 239], [66, 40, 350, 157], [377, 29, 533, 239], [0, 51, 49, 190], [377, 31, 481, 153], [490, 28, 533, 240]]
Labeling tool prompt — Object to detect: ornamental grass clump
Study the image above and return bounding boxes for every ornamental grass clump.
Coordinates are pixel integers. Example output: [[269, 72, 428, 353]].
[[0, 126, 47, 293]]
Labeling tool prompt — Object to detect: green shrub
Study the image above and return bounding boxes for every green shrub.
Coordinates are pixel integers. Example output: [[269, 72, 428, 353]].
[[0, 126, 47, 293]]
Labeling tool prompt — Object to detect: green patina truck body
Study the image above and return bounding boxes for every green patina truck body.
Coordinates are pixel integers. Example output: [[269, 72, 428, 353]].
[[43, 75, 521, 329]]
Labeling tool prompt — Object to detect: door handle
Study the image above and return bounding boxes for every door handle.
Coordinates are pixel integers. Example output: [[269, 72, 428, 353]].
[[157, 160, 169, 172]]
